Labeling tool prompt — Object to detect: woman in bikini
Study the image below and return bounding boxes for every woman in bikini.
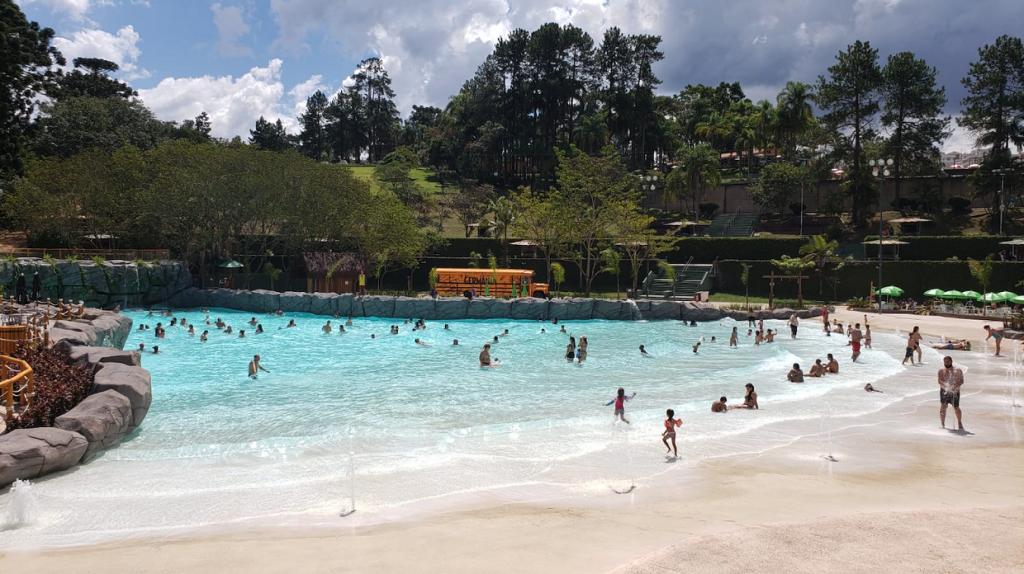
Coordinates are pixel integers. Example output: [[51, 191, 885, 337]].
[[730, 383, 759, 409]]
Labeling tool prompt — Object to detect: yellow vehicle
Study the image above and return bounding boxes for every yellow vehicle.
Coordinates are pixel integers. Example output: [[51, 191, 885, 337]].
[[434, 268, 549, 298]]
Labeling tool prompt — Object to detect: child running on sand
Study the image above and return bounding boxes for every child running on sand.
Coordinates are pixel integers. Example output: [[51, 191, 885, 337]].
[[605, 388, 637, 424], [662, 409, 682, 457]]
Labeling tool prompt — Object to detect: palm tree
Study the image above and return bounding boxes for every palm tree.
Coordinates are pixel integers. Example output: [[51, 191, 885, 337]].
[[486, 196, 518, 243], [573, 112, 609, 155], [695, 110, 733, 150], [799, 234, 844, 299], [732, 114, 757, 180], [776, 81, 815, 160], [677, 143, 723, 212], [753, 99, 777, 159]]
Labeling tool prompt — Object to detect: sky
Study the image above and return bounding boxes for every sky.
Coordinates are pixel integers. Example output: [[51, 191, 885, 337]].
[[14, 0, 1024, 151]]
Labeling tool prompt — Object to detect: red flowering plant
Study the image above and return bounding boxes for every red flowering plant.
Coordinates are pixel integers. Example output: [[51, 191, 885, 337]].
[[3, 343, 95, 432]]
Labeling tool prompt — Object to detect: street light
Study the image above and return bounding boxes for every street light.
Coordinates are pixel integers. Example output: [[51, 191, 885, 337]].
[[869, 158, 893, 313], [992, 167, 1013, 235]]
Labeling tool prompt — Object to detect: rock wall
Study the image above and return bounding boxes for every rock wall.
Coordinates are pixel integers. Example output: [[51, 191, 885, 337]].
[[0, 309, 151, 487], [170, 287, 823, 323], [0, 259, 191, 310]]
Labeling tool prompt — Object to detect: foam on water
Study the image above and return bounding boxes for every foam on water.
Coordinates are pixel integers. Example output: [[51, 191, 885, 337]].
[[0, 309, 911, 547]]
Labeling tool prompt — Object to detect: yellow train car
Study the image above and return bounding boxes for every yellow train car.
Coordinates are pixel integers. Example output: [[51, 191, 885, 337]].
[[434, 268, 549, 298]]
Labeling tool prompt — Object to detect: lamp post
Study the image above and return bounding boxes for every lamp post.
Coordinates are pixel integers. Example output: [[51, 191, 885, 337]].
[[869, 158, 893, 314], [992, 167, 1013, 235]]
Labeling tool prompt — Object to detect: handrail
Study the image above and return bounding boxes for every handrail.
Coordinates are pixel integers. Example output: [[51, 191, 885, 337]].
[[1, 355, 35, 419], [1, 248, 170, 261]]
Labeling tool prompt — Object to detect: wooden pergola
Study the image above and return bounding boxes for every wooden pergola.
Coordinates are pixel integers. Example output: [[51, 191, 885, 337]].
[[763, 271, 810, 309]]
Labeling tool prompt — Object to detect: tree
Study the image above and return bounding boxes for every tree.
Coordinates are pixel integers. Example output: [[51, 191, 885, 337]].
[[49, 57, 136, 101], [776, 81, 815, 160], [512, 186, 568, 283], [0, 1, 64, 177], [798, 235, 845, 300], [352, 57, 400, 162], [613, 205, 681, 298], [673, 143, 722, 213], [769, 255, 813, 308], [452, 183, 491, 237], [553, 146, 640, 296], [816, 40, 882, 222], [600, 247, 622, 299], [249, 116, 290, 151], [748, 163, 805, 215], [298, 90, 329, 161], [549, 262, 565, 297], [959, 35, 1024, 156], [967, 255, 995, 316], [31, 96, 167, 157], [881, 52, 952, 204], [486, 196, 518, 251]]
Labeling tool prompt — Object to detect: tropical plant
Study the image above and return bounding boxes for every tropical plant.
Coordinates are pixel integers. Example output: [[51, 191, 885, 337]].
[[776, 81, 816, 160], [550, 262, 565, 297], [600, 248, 622, 299], [263, 261, 283, 291], [673, 143, 722, 213], [5, 344, 95, 431], [468, 251, 481, 268], [967, 255, 994, 316], [428, 267, 439, 288], [798, 235, 845, 299]]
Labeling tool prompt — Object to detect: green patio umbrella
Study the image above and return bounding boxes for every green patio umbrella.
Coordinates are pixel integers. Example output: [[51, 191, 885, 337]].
[[878, 285, 904, 297], [980, 292, 1007, 303], [961, 290, 982, 300], [942, 290, 965, 299], [924, 288, 945, 297], [218, 260, 244, 268], [484, 282, 490, 296], [1010, 295, 1024, 305], [996, 291, 1019, 300]]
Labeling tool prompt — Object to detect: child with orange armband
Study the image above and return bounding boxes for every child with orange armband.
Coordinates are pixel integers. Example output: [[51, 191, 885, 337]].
[[662, 409, 682, 457]]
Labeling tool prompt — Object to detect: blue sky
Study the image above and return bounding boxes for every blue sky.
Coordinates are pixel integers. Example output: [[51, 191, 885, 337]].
[[14, 0, 1024, 150]]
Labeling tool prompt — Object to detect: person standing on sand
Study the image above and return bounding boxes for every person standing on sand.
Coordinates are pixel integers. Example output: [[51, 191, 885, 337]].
[[938, 356, 964, 429], [983, 325, 1004, 357], [850, 323, 863, 362], [249, 355, 269, 378], [788, 314, 799, 339], [662, 409, 682, 457]]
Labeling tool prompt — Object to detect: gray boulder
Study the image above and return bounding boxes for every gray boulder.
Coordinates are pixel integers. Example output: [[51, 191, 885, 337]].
[[54, 390, 133, 460], [92, 363, 152, 432], [592, 299, 631, 321], [467, 298, 512, 319], [362, 296, 396, 318], [434, 298, 469, 320], [548, 298, 595, 321], [309, 293, 337, 316], [510, 298, 548, 320], [248, 290, 281, 313], [0, 428, 88, 487], [278, 291, 312, 313], [50, 320, 98, 346], [66, 346, 141, 372], [645, 300, 683, 321]]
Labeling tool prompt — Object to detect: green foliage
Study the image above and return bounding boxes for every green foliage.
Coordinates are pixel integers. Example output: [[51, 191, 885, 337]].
[[90, 255, 105, 266], [862, 235, 1008, 260], [673, 143, 722, 212], [967, 255, 995, 295], [249, 116, 291, 152], [697, 202, 719, 219], [657, 260, 676, 283], [488, 254, 498, 283], [467, 251, 481, 268], [947, 196, 972, 212], [959, 35, 1024, 154], [48, 57, 135, 101], [599, 247, 622, 297], [748, 163, 806, 214], [32, 96, 167, 157], [740, 262, 751, 306], [428, 267, 439, 287], [664, 237, 808, 263], [550, 262, 566, 295], [263, 262, 283, 290]]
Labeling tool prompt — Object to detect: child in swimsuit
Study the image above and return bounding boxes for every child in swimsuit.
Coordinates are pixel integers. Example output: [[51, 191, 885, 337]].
[[605, 388, 636, 424], [662, 409, 682, 457]]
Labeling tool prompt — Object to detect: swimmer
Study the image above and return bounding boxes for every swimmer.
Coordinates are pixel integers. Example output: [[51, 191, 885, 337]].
[[152, 345, 161, 354], [559, 325, 566, 334], [865, 323, 873, 349], [248, 354, 269, 378], [565, 343, 575, 362], [501, 329, 510, 336], [216, 318, 225, 328], [911, 326, 922, 362], [605, 388, 636, 424], [453, 339, 458, 345], [255, 324, 263, 334], [729, 327, 738, 347], [808, 359, 826, 377], [493, 335, 499, 343], [339, 325, 346, 333], [540, 328, 546, 333], [983, 325, 1004, 357], [754, 330, 763, 345], [787, 363, 804, 382], [414, 338, 428, 346], [444, 324, 450, 330], [639, 345, 650, 356], [901, 330, 916, 365], [224, 325, 233, 334], [479, 343, 493, 367], [370, 334, 376, 339], [765, 329, 775, 343], [138, 343, 145, 352], [238, 330, 245, 338], [346, 317, 353, 326], [287, 319, 296, 328], [712, 397, 728, 412], [692, 341, 701, 354], [334, 312, 341, 319], [188, 325, 195, 335], [826, 353, 839, 373], [249, 317, 258, 326], [137, 324, 146, 331], [170, 318, 177, 327], [850, 323, 863, 362], [323, 321, 332, 334], [746, 329, 752, 337], [689, 320, 697, 326], [864, 383, 883, 393], [552, 317, 558, 324], [731, 383, 759, 409], [201, 330, 208, 342], [662, 409, 682, 457]]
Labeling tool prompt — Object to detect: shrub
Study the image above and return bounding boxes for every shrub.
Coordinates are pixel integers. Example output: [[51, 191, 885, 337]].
[[3, 344, 95, 431], [698, 202, 720, 219], [948, 196, 972, 212], [789, 203, 807, 216]]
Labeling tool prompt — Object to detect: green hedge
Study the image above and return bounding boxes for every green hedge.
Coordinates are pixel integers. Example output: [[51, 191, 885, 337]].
[[715, 260, 1023, 302], [663, 237, 808, 263], [863, 235, 1012, 260]]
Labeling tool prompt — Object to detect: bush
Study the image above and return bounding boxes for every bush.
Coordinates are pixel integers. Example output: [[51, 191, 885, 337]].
[[789, 203, 807, 216], [3, 344, 95, 431], [948, 196, 972, 212], [825, 224, 844, 242], [698, 202, 720, 219]]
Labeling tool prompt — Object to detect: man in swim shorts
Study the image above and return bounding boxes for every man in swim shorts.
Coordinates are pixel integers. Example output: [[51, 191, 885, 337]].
[[901, 331, 916, 366], [937, 355, 964, 430], [249, 355, 269, 378], [826, 353, 839, 374], [788, 314, 799, 339], [850, 323, 863, 362]]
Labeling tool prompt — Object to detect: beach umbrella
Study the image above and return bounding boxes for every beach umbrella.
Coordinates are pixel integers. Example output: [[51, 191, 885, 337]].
[[878, 285, 904, 297], [218, 260, 244, 269], [961, 290, 982, 300], [996, 291, 1018, 300], [942, 290, 965, 299], [1010, 295, 1024, 305], [980, 292, 1007, 303], [924, 288, 945, 297]]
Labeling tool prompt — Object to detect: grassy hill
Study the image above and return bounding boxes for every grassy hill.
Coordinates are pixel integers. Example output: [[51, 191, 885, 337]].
[[345, 165, 445, 195]]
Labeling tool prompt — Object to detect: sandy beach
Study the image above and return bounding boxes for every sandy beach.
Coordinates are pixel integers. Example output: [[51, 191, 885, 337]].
[[2, 313, 1022, 574]]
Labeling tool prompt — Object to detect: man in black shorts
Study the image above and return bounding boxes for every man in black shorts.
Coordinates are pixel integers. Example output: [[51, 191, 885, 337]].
[[937, 356, 964, 430]]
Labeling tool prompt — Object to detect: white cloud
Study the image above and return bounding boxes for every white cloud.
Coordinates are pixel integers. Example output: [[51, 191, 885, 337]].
[[52, 25, 150, 80], [138, 59, 317, 139], [17, 0, 93, 21], [211, 3, 254, 58]]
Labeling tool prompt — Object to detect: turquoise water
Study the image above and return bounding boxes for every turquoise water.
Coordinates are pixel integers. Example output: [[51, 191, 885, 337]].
[[2, 309, 910, 545]]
